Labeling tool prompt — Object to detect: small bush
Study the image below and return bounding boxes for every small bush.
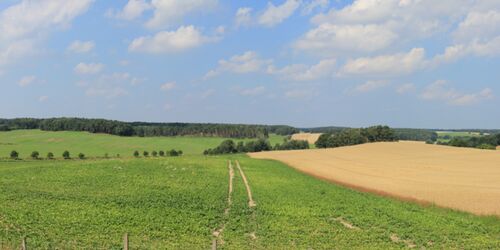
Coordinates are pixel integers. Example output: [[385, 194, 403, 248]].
[[78, 153, 85, 159], [152, 151, 158, 157], [143, 151, 149, 157], [31, 151, 40, 159], [476, 144, 496, 150], [47, 152, 54, 159], [159, 150, 165, 157], [10, 150, 19, 159], [133, 150, 140, 157], [63, 151, 70, 159]]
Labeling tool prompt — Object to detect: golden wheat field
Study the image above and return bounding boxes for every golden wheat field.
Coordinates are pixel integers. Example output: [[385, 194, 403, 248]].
[[291, 133, 322, 144], [249, 141, 500, 215]]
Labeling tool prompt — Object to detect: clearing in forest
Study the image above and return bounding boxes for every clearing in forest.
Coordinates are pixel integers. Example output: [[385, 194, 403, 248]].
[[249, 141, 500, 215]]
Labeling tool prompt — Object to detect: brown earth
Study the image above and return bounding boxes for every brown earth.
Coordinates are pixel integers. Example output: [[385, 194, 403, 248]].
[[291, 133, 322, 144], [249, 141, 500, 215]]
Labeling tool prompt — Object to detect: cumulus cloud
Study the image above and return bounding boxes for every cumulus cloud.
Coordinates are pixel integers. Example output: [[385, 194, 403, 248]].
[[129, 26, 217, 53], [420, 80, 493, 106], [67, 40, 95, 53], [354, 80, 389, 93], [160, 81, 176, 91], [204, 51, 272, 79], [145, 0, 218, 29], [18, 75, 37, 87], [340, 48, 426, 76], [235, 7, 253, 27], [0, 0, 93, 67], [107, 0, 151, 20], [74, 62, 104, 75], [302, 0, 329, 15], [269, 59, 336, 81], [258, 0, 301, 27], [82, 72, 145, 99]]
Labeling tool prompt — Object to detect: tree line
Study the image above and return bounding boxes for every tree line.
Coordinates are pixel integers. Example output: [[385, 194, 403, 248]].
[[315, 125, 398, 148], [203, 138, 309, 155], [438, 134, 500, 150], [0, 118, 298, 138]]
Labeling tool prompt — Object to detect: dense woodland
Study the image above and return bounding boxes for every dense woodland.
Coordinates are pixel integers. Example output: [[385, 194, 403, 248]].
[[439, 134, 500, 150], [203, 138, 309, 155], [315, 126, 398, 148], [0, 118, 297, 138]]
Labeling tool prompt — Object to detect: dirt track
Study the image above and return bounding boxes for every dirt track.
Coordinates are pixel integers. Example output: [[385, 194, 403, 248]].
[[249, 141, 500, 215]]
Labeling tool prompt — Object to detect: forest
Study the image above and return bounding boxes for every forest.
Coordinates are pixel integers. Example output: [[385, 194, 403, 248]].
[[315, 126, 398, 148]]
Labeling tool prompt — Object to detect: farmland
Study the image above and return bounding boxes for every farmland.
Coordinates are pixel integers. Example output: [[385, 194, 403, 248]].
[[0, 130, 285, 158], [290, 133, 322, 144], [1, 133, 499, 248], [249, 141, 500, 216]]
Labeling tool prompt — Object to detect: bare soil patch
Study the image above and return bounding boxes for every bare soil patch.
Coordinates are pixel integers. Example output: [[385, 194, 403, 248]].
[[249, 141, 500, 215], [291, 133, 322, 144], [235, 160, 256, 208]]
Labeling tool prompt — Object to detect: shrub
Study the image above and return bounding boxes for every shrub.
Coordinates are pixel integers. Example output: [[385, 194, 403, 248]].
[[78, 153, 85, 159], [10, 150, 19, 159], [143, 151, 149, 157], [152, 151, 158, 157], [168, 149, 179, 157], [47, 152, 54, 159], [476, 144, 496, 150], [104, 153, 109, 158], [159, 150, 165, 157], [62, 150, 70, 159], [133, 150, 140, 157], [31, 151, 40, 159]]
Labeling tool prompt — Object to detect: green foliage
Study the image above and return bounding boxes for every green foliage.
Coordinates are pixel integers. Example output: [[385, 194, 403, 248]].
[[447, 133, 499, 150], [133, 150, 140, 157], [316, 125, 397, 149], [151, 151, 158, 157], [47, 152, 54, 159], [78, 153, 85, 159], [62, 150, 70, 159], [10, 150, 19, 159], [274, 140, 309, 150], [143, 151, 149, 157], [31, 151, 40, 159], [394, 128, 438, 142], [476, 144, 496, 150], [204, 138, 272, 155], [159, 150, 165, 157]]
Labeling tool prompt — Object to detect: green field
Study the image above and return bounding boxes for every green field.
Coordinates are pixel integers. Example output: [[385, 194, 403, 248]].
[[0, 130, 285, 158], [0, 132, 499, 249]]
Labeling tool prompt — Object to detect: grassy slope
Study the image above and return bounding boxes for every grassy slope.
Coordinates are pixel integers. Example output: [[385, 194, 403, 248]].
[[0, 130, 285, 158], [1, 155, 498, 249]]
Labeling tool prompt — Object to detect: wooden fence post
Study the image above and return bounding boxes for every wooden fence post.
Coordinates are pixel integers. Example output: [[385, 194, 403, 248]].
[[123, 233, 129, 250], [21, 237, 26, 250]]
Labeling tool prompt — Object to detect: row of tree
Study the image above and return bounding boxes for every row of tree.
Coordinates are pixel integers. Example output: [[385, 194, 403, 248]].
[[9, 150, 85, 160], [393, 128, 438, 142], [0, 118, 298, 138], [439, 134, 500, 150], [133, 150, 183, 157], [315, 125, 398, 148], [203, 138, 309, 155]]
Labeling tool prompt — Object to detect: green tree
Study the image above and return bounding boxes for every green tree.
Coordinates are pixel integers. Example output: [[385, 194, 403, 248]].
[[152, 151, 158, 157], [78, 153, 85, 159], [10, 150, 19, 159], [63, 150, 70, 159], [133, 150, 140, 157], [143, 151, 149, 157], [31, 151, 40, 159], [47, 152, 54, 159], [159, 150, 165, 157]]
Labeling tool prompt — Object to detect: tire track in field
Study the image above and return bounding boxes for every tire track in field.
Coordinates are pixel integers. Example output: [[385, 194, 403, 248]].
[[235, 160, 256, 208], [212, 161, 235, 245]]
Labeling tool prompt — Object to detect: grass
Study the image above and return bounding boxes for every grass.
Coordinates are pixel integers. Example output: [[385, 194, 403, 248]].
[[1, 154, 499, 249], [0, 130, 285, 158], [436, 131, 483, 143]]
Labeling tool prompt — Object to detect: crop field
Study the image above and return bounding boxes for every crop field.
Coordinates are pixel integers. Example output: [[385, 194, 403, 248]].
[[290, 133, 322, 144], [1, 134, 499, 248], [0, 130, 285, 158], [249, 141, 500, 216]]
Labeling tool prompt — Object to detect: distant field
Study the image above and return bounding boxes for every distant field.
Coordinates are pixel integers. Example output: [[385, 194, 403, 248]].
[[1, 156, 499, 248], [291, 133, 322, 144], [249, 141, 500, 216], [0, 130, 285, 158]]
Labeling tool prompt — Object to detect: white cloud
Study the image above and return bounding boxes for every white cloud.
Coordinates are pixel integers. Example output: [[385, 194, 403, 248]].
[[235, 7, 253, 27], [18, 75, 37, 87], [39, 96, 49, 102], [340, 48, 426, 76], [107, 0, 151, 20], [454, 10, 500, 43], [354, 80, 389, 93], [0, 0, 93, 67], [74, 62, 104, 75], [204, 51, 272, 79], [302, 0, 329, 15], [294, 23, 397, 55], [129, 26, 216, 53], [420, 80, 493, 106], [67, 40, 95, 53], [396, 83, 416, 94], [82, 72, 145, 99], [269, 58, 336, 81], [145, 0, 218, 29], [258, 0, 301, 27], [160, 81, 176, 91]]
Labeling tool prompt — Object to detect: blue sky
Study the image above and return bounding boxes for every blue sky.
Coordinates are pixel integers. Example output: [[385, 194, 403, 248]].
[[0, 0, 499, 129]]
